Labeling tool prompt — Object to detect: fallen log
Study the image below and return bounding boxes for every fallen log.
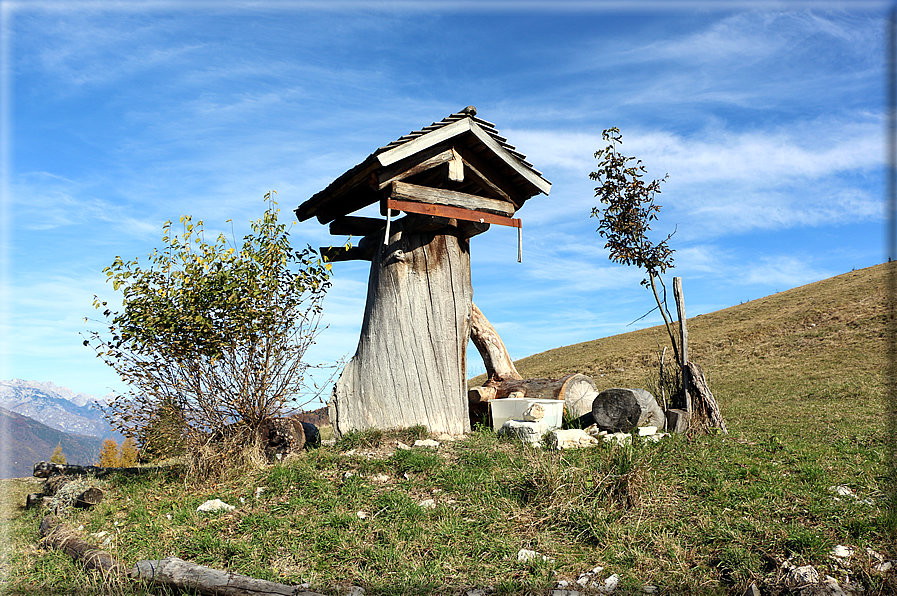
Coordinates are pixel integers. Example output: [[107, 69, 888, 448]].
[[39, 515, 122, 576], [131, 557, 322, 596], [33, 461, 152, 479], [490, 373, 598, 414], [38, 517, 326, 595]]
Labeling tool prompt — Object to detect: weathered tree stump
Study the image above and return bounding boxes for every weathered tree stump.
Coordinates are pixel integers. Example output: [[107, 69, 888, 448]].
[[329, 219, 473, 437], [590, 388, 642, 433], [686, 362, 728, 433]]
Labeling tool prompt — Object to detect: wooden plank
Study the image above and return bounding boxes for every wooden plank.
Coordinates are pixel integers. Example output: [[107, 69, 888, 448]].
[[387, 198, 521, 228], [329, 216, 385, 236], [391, 181, 515, 216], [320, 245, 374, 263], [377, 147, 456, 189], [376, 118, 472, 167], [447, 147, 464, 182], [468, 121, 552, 196]]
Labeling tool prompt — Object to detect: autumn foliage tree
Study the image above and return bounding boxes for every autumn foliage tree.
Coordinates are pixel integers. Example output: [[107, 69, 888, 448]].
[[85, 193, 332, 461], [98, 439, 120, 467], [50, 443, 66, 465]]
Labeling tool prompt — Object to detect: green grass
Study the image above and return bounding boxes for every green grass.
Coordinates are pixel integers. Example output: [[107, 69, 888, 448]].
[[1, 262, 895, 595]]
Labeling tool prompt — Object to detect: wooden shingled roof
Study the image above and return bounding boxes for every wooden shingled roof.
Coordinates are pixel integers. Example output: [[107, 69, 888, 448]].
[[295, 107, 551, 225]]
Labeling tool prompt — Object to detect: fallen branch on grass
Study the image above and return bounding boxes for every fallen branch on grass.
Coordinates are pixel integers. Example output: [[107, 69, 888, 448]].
[[38, 515, 324, 596]]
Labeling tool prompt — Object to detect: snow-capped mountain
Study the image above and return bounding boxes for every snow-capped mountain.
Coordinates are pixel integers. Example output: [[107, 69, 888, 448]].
[[0, 379, 115, 438]]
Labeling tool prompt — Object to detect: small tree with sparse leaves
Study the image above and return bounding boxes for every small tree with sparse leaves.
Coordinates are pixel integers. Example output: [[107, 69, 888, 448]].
[[85, 193, 332, 463], [591, 127, 680, 387]]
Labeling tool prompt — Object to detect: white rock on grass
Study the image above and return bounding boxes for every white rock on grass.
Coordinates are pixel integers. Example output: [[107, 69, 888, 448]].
[[599, 574, 619, 593], [197, 499, 235, 513], [831, 545, 854, 559], [500, 420, 548, 447], [548, 429, 599, 449], [603, 432, 632, 446], [418, 499, 436, 509], [517, 548, 553, 563], [787, 565, 820, 586], [413, 439, 440, 448]]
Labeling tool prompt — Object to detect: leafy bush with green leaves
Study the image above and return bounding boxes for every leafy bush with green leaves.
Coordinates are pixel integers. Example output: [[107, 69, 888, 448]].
[[85, 193, 331, 460]]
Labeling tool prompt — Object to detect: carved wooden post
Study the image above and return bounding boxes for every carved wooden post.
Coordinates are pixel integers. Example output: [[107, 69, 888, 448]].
[[296, 107, 550, 437], [330, 220, 473, 435]]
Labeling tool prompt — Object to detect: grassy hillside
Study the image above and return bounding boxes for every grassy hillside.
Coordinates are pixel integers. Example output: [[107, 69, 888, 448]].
[[1, 263, 893, 595]]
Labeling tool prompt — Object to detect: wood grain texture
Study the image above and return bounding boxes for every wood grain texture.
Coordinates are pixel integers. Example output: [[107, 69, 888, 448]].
[[391, 181, 516, 216], [39, 516, 122, 576], [329, 219, 473, 437], [130, 557, 320, 596]]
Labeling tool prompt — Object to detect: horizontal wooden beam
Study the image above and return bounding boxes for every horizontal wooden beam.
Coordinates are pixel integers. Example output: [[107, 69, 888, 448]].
[[390, 181, 515, 217], [387, 198, 521, 229], [329, 216, 385, 237], [320, 246, 373, 262]]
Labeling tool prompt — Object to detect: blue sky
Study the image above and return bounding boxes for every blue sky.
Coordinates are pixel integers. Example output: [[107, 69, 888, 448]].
[[0, 1, 888, 407]]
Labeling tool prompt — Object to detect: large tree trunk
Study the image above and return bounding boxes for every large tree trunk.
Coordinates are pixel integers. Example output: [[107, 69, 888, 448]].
[[329, 218, 473, 437]]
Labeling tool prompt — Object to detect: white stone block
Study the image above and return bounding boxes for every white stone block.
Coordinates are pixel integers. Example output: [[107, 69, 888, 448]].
[[499, 420, 548, 447], [548, 429, 599, 450]]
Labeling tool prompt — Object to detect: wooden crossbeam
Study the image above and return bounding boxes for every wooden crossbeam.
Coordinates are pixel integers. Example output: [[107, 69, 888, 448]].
[[390, 181, 515, 217], [387, 198, 521, 228]]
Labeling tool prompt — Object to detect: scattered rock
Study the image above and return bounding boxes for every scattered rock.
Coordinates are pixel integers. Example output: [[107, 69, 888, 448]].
[[630, 389, 666, 428], [551, 590, 580, 596], [641, 586, 658, 594], [829, 485, 853, 496], [356, 511, 367, 519], [517, 548, 553, 563], [372, 474, 390, 483], [413, 439, 440, 448], [418, 499, 436, 509], [831, 545, 854, 559], [522, 403, 546, 421], [499, 420, 548, 447], [196, 499, 235, 513], [600, 574, 619, 593], [396, 442, 411, 450], [548, 429, 599, 449], [603, 432, 632, 446], [786, 565, 820, 587], [254, 486, 266, 499]]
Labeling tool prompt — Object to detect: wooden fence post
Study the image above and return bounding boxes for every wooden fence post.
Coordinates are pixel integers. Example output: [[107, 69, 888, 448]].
[[673, 277, 691, 420]]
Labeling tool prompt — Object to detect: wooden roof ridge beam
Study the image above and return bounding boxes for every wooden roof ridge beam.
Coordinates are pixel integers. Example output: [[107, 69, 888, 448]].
[[388, 181, 515, 217]]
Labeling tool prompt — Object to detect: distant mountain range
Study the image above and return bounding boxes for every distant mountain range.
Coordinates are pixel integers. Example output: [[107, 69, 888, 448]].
[[0, 379, 116, 439], [0, 406, 104, 478]]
